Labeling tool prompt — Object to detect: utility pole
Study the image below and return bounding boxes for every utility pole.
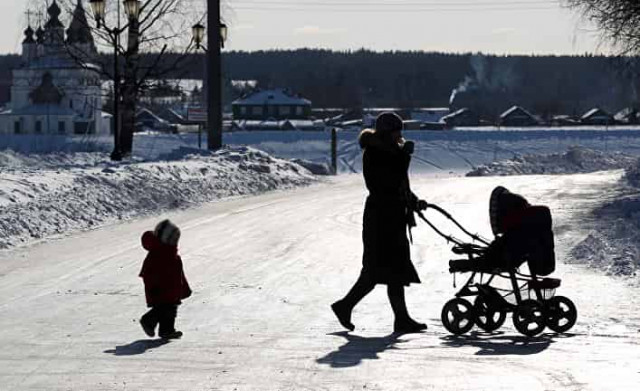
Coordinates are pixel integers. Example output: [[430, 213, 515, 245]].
[[207, 0, 223, 150], [111, 2, 123, 161], [121, 7, 141, 156]]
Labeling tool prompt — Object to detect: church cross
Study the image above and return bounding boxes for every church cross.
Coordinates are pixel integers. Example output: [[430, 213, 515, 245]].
[[36, 10, 44, 27], [25, 10, 33, 26]]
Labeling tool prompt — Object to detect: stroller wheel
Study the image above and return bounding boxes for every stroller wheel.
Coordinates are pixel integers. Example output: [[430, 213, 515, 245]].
[[474, 296, 506, 332], [513, 299, 546, 337], [441, 298, 475, 335], [545, 296, 577, 333]]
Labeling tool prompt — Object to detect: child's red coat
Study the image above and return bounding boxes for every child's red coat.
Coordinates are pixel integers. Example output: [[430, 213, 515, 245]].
[[139, 231, 192, 306]]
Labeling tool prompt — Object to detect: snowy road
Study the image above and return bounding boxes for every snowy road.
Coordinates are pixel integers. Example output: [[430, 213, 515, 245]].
[[1, 171, 639, 390]]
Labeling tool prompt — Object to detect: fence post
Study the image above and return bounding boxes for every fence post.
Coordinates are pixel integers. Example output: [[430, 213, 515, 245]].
[[331, 127, 337, 175]]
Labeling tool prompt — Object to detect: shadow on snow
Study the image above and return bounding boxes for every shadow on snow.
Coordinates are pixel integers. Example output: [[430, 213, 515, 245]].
[[316, 331, 407, 368], [103, 339, 171, 356], [317, 330, 576, 366], [440, 331, 577, 355]]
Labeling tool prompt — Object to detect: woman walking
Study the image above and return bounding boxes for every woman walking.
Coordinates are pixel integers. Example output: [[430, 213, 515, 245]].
[[332, 112, 428, 334]]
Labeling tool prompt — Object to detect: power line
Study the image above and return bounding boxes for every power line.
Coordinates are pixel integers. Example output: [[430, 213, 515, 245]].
[[230, 6, 560, 13], [231, 0, 561, 6], [227, 0, 564, 13]]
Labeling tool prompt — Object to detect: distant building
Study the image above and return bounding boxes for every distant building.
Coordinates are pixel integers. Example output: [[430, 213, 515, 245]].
[[581, 108, 615, 125], [155, 107, 186, 126], [231, 119, 324, 131], [551, 115, 580, 126], [136, 108, 177, 133], [441, 108, 480, 127], [499, 106, 541, 127], [410, 108, 450, 123], [0, 1, 109, 135], [401, 120, 422, 130], [232, 89, 312, 120], [614, 108, 639, 125]]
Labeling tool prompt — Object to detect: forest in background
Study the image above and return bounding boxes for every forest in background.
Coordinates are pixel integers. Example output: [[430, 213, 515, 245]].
[[1, 49, 638, 120]]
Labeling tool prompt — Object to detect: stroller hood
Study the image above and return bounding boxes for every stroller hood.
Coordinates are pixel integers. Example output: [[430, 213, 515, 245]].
[[489, 186, 556, 276], [489, 186, 530, 235]]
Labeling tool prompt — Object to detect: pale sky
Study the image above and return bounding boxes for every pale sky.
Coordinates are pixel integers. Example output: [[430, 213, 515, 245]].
[[0, 0, 605, 55]]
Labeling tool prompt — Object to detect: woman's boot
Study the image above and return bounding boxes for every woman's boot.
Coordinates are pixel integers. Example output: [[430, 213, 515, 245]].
[[388, 285, 427, 333], [332, 273, 375, 331]]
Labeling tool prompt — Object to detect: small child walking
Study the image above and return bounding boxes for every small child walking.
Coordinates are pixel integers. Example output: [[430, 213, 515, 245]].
[[139, 219, 192, 339]]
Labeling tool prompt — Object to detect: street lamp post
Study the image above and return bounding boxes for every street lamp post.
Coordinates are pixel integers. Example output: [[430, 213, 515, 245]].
[[197, 0, 228, 150], [192, 20, 227, 150], [89, 0, 141, 161]]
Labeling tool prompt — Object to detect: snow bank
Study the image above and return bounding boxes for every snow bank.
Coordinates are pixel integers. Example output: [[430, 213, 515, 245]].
[[568, 161, 640, 277], [570, 215, 640, 278], [0, 147, 316, 249], [290, 159, 332, 175], [466, 146, 636, 176]]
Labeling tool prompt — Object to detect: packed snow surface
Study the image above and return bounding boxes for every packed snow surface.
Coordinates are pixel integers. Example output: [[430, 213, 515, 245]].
[[0, 147, 315, 249], [0, 172, 639, 390], [2, 130, 640, 388], [6, 128, 640, 173]]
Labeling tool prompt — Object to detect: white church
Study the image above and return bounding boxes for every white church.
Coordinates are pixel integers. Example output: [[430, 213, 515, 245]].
[[0, 1, 110, 135]]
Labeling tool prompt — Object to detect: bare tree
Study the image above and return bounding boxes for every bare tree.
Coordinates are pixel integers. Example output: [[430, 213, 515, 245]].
[[60, 0, 200, 156], [564, 0, 640, 55], [565, 1, 640, 109]]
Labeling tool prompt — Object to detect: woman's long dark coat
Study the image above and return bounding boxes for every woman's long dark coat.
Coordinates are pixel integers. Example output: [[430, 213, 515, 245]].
[[359, 130, 421, 286]]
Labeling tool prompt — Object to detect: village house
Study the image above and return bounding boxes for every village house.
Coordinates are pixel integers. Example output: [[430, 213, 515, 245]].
[[581, 108, 615, 125], [232, 89, 312, 120], [614, 108, 639, 125], [410, 107, 450, 123], [441, 108, 480, 127], [135, 108, 177, 133], [499, 105, 541, 127]]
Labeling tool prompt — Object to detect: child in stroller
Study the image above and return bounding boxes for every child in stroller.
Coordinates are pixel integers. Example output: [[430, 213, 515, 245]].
[[418, 186, 577, 337]]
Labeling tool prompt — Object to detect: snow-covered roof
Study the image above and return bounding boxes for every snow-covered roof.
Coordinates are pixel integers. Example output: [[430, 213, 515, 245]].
[[411, 107, 450, 113], [231, 119, 322, 130], [136, 108, 169, 124], [441, 108, 472, 120], [233, 89, 311, 106], [411, 108, 450, 122], [156, 108, 185, 124], [336, 119, 363, 127], [582, 108, 612, 120], [614, 108, 638, 121], [363, 108, 403, 113], [500, 105, 536, 119]]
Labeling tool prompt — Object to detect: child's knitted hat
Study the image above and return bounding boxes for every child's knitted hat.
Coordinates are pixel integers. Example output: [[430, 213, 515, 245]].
[[154, 219, 181, 246]]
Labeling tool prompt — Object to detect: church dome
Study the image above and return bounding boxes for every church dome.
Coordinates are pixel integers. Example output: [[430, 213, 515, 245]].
[[45, 0, 64, 29], [36, 27, 45, 44], [67, 0, 95, 46], [23, 26, 35, 44]]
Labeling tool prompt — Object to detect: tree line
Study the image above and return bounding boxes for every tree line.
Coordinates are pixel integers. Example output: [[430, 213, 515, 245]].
[[1, 50, 638, 118]]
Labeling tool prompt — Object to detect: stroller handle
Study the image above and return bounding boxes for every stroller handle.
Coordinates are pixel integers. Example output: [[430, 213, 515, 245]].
[[416, 202, 491, 246]]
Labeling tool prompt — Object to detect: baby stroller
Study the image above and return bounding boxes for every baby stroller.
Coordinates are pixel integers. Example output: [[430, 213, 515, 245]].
[[418, 186, 577, 337]]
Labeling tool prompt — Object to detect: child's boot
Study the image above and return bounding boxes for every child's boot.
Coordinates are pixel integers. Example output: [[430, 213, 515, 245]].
[[140, 318, 156, 337], [160, 330, 183, 339]]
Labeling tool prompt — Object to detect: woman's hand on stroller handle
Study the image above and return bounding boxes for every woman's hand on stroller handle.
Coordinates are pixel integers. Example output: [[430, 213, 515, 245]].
[[416, 199, 429, 211]]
